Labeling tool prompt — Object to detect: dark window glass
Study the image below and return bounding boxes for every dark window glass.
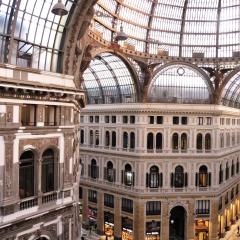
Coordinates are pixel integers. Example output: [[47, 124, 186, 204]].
[[156, 116, 163, 124], [149, 116, 154, 124], [181, 117, 188, 125], [104, 193, 114, 208], [19, 151, 35, 199], [172, 133, 179, 150], [146, 201, 161, 215], [173, 116, 179, 124], [95, 116, 99, 123], [80, 129, 84, 144], [88, 189, 97, 203], [21, 105, 36, 126], [112, 131, 116, 147], [42, 149, 55, 193], [112, 116, 116, 123], [147, 133, 154, 150], [123, 132, 128, 149], [130, 132, 135, 149], [89, 159, 99, 179], [156, 133, 163, 150], [123, 116, 128, 124], [105, 116, 109, 123], [105, 131, 110, 146], [198, 117, 203, 125], [90, 116, 94, 123], [130, 116, 135, 124], [122, 198, 133, 213]]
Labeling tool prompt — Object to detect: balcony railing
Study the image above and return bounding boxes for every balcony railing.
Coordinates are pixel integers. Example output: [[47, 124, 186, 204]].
[[20, 196, 38, 210], [19, 190, 72, 211]]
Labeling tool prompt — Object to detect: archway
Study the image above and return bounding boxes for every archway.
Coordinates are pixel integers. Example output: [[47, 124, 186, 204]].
[[169, 206, 187, 240]]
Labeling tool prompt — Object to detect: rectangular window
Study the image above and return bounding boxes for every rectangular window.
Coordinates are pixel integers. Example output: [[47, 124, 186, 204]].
[[21, 104, 36, 126], [123, 116, 128, 124], [95, 116, 99, 123], [181, 117, 188, 125], [196, 200, 210, 215], [90, 116, 94, 123], [88, 189, 97, 203], [198, 117, 203, 125], [148, 116, 154, 124], [173, 116, 179, 124], [157, 116, 163, 124], [80, 116, 84, 123], [206, 117, 212, 125], [79, 187, 83, 199], [146, 201, 161, 215], [225, 193, 228, 204], [130, 116, 135, 124], [112, 116, 116, 123], [105, 116, 109, 123], [104, 193, 114, 208], [122, 198, 133, 213]]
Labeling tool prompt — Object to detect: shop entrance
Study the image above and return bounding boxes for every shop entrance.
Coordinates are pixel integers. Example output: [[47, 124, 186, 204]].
[[169, 206, 186, 240]]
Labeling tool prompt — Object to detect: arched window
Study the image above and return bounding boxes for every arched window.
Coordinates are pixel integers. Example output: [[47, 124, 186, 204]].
[[196, 165, 211, 187], [205, 133, 211, 150], [146, 166, 163, 188], [89, 159, 99, 179], [171, 165, 187, 188], [95, 130, 99, 146], [231, 160, 235, 177], [156, 133, 163, 151], [90, 130, 94, 145], [181, 133, 187, 151], [123, 132, 128, 149], [122, 164, 134, 186], [19, 151, 35, 199], [104, 161, 115, 182], [42, 149, 55, 193], [172, 133, 179, 151], [112, 131, 116, 147], [105, 131, 110, 147], [225, 163, 229, 180], [147, 133, 154, 150], [130, 132, 135, 149], [80, 129, 84, 144], [219, 164, 223, 184], [196, 133, 203, 150]]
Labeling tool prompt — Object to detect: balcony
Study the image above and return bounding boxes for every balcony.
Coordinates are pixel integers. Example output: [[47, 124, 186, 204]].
[[18, 190, 72, 211]]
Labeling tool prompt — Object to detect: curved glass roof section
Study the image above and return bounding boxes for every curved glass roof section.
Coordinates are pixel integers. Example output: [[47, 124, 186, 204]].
[[222, 72, 240, 108], [93, 0, 240, 58], [82, 52, 137, 104], [148, 64, 211, 104], [0, 0, 74, 72]]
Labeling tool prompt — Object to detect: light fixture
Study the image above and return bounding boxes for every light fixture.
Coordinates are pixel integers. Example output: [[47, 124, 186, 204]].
[[51, 0, 68, 16], [115, 23, 128, 42]]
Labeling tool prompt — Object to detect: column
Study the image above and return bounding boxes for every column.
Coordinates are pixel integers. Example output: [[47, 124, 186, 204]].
[[114, 196, 121, 240], [82, 187, 89, 227], [134, 199, 145, 240], [36, 105, 44, 126], [97, 191, 104, 235], [187, 200, 195, 240], [161, 200, 169, 240], [210, 198, 219, 240]]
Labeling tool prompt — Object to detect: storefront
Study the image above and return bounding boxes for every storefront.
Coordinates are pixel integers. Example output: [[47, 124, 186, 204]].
[[145, 221, 160, 240], [104, 212, 114, 238], [195, 220, 209, 240], [122, 217, 133, 240], [88, 206, 97, 230]]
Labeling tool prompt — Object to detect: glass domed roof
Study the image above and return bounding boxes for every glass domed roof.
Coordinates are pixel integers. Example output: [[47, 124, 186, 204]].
[[93, 0, 240, 59]]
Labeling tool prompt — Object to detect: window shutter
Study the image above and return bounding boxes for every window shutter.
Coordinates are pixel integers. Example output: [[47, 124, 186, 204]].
[[121, 170, 124, 184], [88, 164, 91, 177], [208, 172, 212, 186], [170, 173, 174, 187], [159, 173, 163, 187], [184, 172, 188, 187], [113, 168, 116, 182], [195, 173, 199, 187], [132, 172, 135, 186], [96, 166, 99, 178], [104, 167, 107, 180], [146, 173, 149, 187]]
